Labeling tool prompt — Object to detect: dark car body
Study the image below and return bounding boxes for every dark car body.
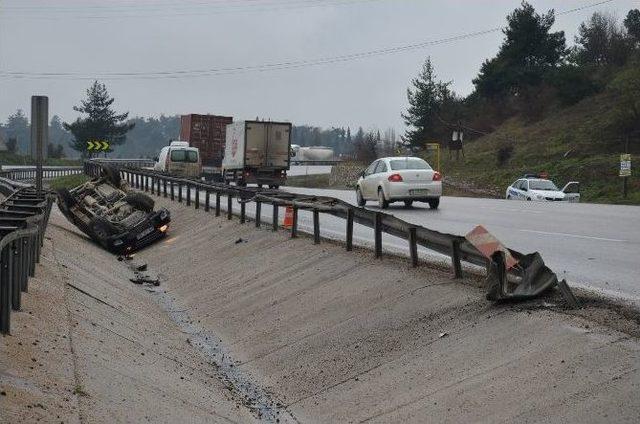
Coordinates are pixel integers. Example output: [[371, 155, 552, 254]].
[[57, 167, 170, 254]]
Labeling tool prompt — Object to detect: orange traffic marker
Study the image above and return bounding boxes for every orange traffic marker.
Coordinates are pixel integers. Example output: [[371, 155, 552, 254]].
[[283, 206, 294, 229], [465, 225, 518, 270]]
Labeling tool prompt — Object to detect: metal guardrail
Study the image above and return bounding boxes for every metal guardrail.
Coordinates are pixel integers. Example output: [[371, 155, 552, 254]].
[[84, 161, 579, 307], [0, 181, 55, 334], [0, 166, 84, 181], [89, 158, 156, 169]]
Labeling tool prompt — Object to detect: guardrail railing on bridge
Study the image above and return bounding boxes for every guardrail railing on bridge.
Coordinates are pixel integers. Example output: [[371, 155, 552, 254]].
[[0, 179, 55, 334], [84, 161, 580, 308], [0, 166, 84, 181]]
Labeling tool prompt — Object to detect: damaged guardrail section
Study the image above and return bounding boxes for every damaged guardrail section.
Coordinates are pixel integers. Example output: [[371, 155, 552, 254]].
[[0, 166, 84, 182], [84, 161, 580, 308], [0, 178, 54, 335]]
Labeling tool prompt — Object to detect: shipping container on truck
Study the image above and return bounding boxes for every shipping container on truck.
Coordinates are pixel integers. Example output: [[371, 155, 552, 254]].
[[222, 121, 292, 188], [180, 114, 233, 176]]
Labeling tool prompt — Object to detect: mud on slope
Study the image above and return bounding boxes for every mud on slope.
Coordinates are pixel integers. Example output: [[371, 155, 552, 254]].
[[134, 196, 640, 423]]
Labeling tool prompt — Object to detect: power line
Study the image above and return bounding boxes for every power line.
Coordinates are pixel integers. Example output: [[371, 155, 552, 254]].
[[2, 0, 389, 19], [0, 0, 617, 81]]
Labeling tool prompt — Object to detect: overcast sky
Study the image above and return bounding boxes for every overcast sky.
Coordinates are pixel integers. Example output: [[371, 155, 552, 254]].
[[1, 0, 638, 132]]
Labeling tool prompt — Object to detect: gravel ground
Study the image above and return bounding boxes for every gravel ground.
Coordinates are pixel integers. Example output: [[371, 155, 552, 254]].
[[2, 195, 639, 423]]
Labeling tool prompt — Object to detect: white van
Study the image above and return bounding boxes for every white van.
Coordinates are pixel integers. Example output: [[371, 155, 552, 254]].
[[154, 141, 202, 178]]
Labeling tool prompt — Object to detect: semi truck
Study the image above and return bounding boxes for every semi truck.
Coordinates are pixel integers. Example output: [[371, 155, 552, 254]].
[[180, 114, 233, 176], [222, 121, 292, 188]]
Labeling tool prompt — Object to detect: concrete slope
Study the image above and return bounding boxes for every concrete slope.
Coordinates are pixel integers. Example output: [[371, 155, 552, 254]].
[[136, 197, 640, 423], [0, 211, 256, 424]]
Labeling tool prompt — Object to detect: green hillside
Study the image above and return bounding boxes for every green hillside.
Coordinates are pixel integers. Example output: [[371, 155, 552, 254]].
[[440, 86, 638, 204]]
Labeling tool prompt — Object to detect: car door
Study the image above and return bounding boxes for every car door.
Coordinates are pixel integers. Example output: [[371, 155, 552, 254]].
[[562, 182, 580, 202], [507, 180, 520, 199], [520, 180, 530, 200], [361, 160, 379, 199], [374, 160, 388, 196]]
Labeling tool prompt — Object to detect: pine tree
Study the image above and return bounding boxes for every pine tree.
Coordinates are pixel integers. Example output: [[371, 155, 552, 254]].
[[64, 81, 134, 156], [401, 58, 451, 149]]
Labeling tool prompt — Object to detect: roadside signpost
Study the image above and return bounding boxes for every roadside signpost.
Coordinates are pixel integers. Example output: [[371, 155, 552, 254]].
[[425, 142, 440, 172], [30, 96, 48, 194], [620, 153, 631, 199]]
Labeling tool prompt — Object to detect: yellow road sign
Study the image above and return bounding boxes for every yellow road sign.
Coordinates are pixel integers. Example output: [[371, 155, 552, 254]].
[[87, 140, 110, 151]]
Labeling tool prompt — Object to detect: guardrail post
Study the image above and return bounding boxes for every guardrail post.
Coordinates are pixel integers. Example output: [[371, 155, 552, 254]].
[[135, 174, 139, 189], [205, 190, 210, 212], [346, 208, 354, 251], [272, 204, 279, 231], [291, 206, 298, 238], [408, 227, 418, 268], [170, 181, 175, 200], [240, 201, 246, 224], [186, 184, 191, 206], [178, 183, 183, 203], [313, 209, 320, 244], [255, 201, 262, 227], [151, 176, 155, 194], [27, 237, 35, 280], [144, 175, 149, 192], [157, 177, 161, 195], [195, 186, 200, 209], [0, 245, 12, 334], [451, 239, 463, 278], [227, 194, 233, 220], [163, 179, 167, 197], [215, 192, 221, 216], [11, 241, 21, 311], [374, 213, 383, 258]]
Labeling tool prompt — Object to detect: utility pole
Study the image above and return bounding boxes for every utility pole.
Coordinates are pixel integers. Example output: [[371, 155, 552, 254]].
[[30, 96, 48, 194]]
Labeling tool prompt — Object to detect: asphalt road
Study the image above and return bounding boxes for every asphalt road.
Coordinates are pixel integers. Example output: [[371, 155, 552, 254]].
[[286, 187, 640, 301], [154, 177, 640, 301]]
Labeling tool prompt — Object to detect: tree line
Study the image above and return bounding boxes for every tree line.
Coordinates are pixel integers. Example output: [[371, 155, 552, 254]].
[[402, 3, 640, 151]]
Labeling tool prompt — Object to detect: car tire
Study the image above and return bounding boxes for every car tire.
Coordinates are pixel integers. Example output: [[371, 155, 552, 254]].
[[506, 195, 511, 200], [356, 188, 366, 207], [428, 198, 440, 210], [124, 192, 155, 212], [527, 197, 532, 201], [378, 188, 389, 209], [102, 166, 122, 187], [56, 188, 76, 211], [404, 200, 413, 208]]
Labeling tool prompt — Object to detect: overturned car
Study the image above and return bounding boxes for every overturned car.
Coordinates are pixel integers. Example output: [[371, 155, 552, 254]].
[[57, 167, 170, 253]]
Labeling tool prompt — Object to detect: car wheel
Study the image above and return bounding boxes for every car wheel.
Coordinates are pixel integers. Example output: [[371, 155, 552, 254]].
[[527, 197, 532, 201], [124, 192, 155, 212], [356, 188, 366, 207], [428, 198, 440, 210], [404, 200, 413, 208], [101, 166, 122, 187], [378, 188, 389, 209], [506, 195, 511, 200]]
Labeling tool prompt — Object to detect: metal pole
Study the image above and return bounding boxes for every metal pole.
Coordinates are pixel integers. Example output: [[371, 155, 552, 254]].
[[195, 186, 200, 209], [451, 239, 463, 278], [409, 227, 418, 267], [170, 181, 175, 200], [374, 213, 382, 258], [227, 194, 233, 220], [31, 96, 48, 194], [215, 192, 221, 216], [272, 204, 279, 231], [291, 206, 298, 238], [240, 201, 246, 224], [178, 183, 182, 203], [0, 245, 12, 334], [205, 190, 210, 212], [255, 201, 262, 227], [346, 208, 354, 251], [313, 209, 320, 244], [186, 184, 191, 206]]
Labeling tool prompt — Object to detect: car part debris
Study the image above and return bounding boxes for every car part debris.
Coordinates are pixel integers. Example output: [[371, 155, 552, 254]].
[[487, 250, 580, 308], [56, 166, 170, 253], [129, 274, 160, 286]]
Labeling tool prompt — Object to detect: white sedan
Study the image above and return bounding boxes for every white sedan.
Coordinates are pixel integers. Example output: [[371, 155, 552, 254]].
[[356, 157, 442, 209], [506, 178, 580, 202]]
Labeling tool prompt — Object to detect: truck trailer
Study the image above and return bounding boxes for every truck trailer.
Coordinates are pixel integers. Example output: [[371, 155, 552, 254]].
[[222, 121, 292, 188], [180, 114, 233, 171]]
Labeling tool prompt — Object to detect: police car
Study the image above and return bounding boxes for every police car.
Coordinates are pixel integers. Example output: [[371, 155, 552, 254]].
[[506, 175, 580, 202]]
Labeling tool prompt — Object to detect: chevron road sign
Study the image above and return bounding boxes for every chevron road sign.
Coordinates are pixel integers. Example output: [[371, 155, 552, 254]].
[[87, 140, 110, 151]]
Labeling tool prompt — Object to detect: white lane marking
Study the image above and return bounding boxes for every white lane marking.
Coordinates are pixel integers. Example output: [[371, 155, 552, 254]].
[[519, 229, 627, 243]]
